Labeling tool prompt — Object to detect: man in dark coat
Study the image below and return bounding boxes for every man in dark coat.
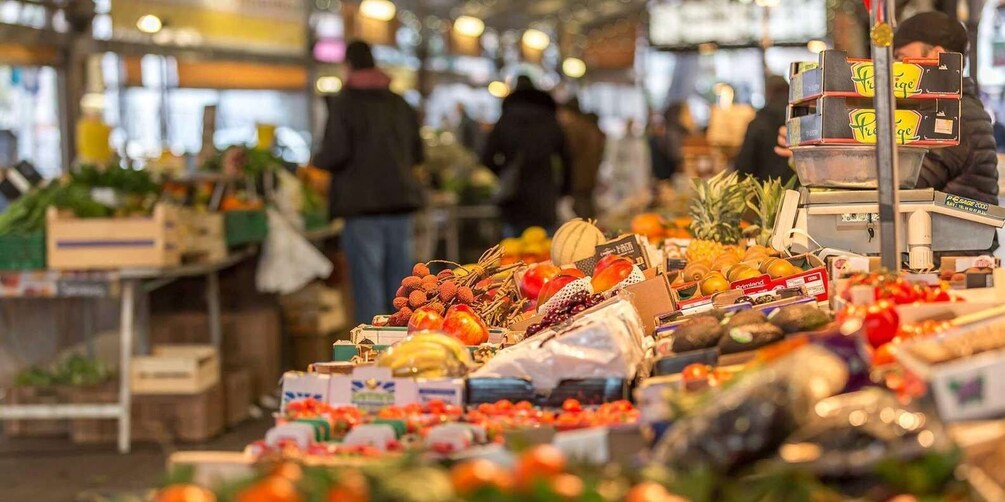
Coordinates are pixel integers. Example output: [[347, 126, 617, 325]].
[[481, 76, 570, 235], [736, 75, 794, 183], [558, 99, 605, 219], [893, 12, 999, 206], [313, 40, 425, 324]]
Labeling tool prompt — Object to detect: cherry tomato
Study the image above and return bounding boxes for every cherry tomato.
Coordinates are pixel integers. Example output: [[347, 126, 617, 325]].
[[681, 363, 711, 382], [561, 398, 582, 413], [872, 343, 897, 366]]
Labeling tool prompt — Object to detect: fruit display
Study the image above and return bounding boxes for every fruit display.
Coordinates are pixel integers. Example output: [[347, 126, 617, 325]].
[[666, 303, 833, 354], [386, 246, 527, 330], [688, 170, 749, 246], [550, 218, 605, 266], [590, 255, 634, 293], [500, 226, 551, 265], [518, 262, 561, 301], [376, 331, 475, 378], [677, 243, 794, 296], [742, 176, 796, 246]]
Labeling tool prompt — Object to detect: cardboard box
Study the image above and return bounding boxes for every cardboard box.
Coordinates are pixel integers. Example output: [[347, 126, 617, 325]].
[[787, 96, 961, 147], [131, 345, 220, 395], [789, 50, 964, 103], [280, 368, 465, 412], [623, 273, 679, 336], [350, 325, 506, 345]]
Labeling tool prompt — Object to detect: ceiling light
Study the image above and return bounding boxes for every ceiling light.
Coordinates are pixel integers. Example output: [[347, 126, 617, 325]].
[[807, 39, 828, 54], [316, 76, 343, 94], [488, 81, 508, 98], [454, 15, 485, 38], [522, 29, 550, 51], [136, 14, 162, 34], [562, 57, 586, 78], [360, 0, 396, 22]]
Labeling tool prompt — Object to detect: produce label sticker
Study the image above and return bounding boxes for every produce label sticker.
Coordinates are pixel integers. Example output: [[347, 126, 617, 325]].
[[847, 109, 923, 144]]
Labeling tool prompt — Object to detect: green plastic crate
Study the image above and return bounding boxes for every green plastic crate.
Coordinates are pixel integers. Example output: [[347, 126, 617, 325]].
[[0, 231, 45, 270], [303, 210, 329, 232], [224, 210, 269, 247]]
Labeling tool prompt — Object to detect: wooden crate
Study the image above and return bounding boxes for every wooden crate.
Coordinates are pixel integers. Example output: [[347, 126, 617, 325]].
[[3, 386, 68, 438], [223, 366, 253, 427], [132, 383, 225, 443], [131, 345, 220, 395], [68, 381, 119, 445], [179, 209, 226, 263], [46, 204, 181, 270]]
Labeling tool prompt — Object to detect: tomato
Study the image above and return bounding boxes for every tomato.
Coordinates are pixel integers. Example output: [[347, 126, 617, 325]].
[[515, 400, 534, 411], [408, 306, 445, 333], [927, 288, 951, 302], [625, 482, 683, 502], [154, 485, 217, 502], [549, 473, 584, 500], [236, 476, 303, 502], [451, 459, 510, 494], [681, 363, 711, 382], [442, 304, 489, 345], [514, 445, 566, 489], [327, 470, 369, 502], [862, 301, 900, 348], [888, 281, 920, 305], [561, 398, 582, 413], [872, 343, 897, 366]]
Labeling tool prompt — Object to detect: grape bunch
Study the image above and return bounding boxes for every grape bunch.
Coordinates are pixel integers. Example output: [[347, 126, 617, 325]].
[[525, 292, 605, 336]]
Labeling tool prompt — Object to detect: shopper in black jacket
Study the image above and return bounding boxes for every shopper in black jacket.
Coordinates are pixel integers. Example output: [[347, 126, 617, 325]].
[[481, 76, 570, 235], [894, 12, 999, 206], [313, 40, 425, 324], [736, 75, 794, 183]]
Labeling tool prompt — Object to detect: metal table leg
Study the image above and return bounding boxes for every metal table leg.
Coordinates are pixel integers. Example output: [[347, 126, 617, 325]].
[[206, 271, 222, 348], [118, 279, 136, 454]]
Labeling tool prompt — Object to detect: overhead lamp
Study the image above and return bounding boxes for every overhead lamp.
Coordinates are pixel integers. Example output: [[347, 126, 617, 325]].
[[488, 81, 508, 98], [522, 29, 550, 51], [562, 57, 586, 78], [360, 0, 396, 22], [316, 76, 343, 94], [454, 15, 485, 38], [807, 39, 828, 54], [136, 14, 163, 34]]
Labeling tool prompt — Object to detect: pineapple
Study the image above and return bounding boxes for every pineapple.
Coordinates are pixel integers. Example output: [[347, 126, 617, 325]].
[[743, 176, 797, 247], [688, 171, 750, 253]]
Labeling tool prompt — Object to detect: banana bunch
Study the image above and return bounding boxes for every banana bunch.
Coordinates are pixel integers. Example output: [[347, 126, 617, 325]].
[[378, 331, 475, 378]]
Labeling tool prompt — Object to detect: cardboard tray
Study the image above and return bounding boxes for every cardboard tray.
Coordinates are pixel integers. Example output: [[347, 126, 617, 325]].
[[787, 96, 961, 147], [789, 50, 964, 104]]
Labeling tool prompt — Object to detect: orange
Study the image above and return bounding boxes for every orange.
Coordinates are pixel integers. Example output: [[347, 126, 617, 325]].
[[327, 469, 369, 502], [515, 445, 566, 489], [625, 482, 685, 502], [451, 459, 511, 494], [631, 213, 666, 240], [236, 477, 303, 502], [154, 485, 217, 502], [549, 473, 584, 500]]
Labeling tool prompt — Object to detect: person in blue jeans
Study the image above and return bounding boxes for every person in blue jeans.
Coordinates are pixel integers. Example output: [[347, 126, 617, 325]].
[[313, 40, 425, 324]]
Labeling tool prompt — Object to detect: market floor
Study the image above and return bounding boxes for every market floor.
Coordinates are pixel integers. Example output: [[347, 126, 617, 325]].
[[0, 416, 271, 502]]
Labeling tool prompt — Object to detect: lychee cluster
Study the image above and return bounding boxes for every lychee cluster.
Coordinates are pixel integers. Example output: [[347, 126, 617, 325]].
[[385, 263, 479, 326]]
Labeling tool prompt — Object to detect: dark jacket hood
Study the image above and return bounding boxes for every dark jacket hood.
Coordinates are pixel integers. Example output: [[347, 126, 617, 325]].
[[502, 88, 557, 114]]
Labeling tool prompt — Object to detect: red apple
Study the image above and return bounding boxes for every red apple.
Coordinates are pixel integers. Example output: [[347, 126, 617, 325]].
[[408, 306, 444, 333], [560, 267, 586, 279], [519, 263, 561, 300], [537, 273, 581, 306], [442, 304, 489, 345], [591, 257, 634, 293], [594, 254, 624, 276]]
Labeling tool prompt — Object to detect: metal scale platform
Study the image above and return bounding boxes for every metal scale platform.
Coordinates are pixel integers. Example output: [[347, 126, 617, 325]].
[[771, 188, 1005, 269]]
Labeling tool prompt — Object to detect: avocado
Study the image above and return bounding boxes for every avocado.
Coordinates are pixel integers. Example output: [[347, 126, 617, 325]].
[[717, 322, 785, 354], [726, 309, 767, 330], [770, 304, 832, 334], [671, 316, 724, 353]]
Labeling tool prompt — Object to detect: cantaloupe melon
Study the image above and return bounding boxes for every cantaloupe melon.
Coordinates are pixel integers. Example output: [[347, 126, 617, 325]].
[[551, 218, 605, 266]]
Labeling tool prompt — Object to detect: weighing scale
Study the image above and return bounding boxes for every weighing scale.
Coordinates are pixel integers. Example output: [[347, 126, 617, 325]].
[[771, 188, 1005, 270]]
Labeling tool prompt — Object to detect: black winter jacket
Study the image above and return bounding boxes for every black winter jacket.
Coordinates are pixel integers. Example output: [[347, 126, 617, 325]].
[[917, 79, 999, 205], [313, 73, 425, 218], [735, 101, 794, 183], [481, 88, 570, 230]]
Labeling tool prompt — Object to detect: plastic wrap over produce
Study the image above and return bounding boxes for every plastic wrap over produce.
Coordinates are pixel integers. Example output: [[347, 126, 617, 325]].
[[472, 295, 646, 392]]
